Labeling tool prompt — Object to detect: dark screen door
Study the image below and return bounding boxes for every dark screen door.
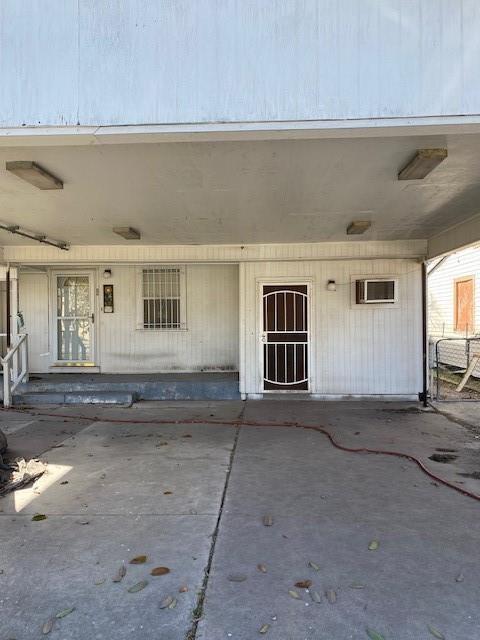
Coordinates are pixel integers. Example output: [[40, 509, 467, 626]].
[[262, 285, 309, 391]]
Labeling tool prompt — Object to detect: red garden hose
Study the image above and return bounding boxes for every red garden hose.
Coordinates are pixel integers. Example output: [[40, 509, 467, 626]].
[[3, 407, 479, 502]]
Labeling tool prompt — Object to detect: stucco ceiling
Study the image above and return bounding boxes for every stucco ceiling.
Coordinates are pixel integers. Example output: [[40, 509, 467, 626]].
[[0, 134, 479, 246]]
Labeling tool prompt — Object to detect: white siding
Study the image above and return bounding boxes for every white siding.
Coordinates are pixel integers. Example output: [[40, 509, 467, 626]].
[[241, 260, 422, 396], [3, 240, 427, 265], [429, 247, 480, 336], [1, 1, 479, 127], [18, 271, 50, 372], [19, 265, 239, 374]]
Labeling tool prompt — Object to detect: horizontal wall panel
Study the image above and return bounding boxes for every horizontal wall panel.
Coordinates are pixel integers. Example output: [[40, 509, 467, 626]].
[[1, 1, 479, 127], [4, 240, 427, 265]]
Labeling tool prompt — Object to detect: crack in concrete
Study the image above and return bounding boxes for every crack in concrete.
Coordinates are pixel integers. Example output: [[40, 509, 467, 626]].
[[185, 402, 246, 640]]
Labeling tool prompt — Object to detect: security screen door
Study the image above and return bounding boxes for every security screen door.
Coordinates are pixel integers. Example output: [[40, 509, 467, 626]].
[[55, 274, 95, 363], [262, 284, 309, 391]]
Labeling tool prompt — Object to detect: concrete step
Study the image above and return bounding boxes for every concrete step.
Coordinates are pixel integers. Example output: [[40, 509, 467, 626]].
[[12, 391, 134, 406], [13, 374, 240, 401]]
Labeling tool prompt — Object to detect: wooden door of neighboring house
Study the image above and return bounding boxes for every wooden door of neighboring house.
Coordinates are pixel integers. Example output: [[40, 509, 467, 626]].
[[454, 276, 475, 334]]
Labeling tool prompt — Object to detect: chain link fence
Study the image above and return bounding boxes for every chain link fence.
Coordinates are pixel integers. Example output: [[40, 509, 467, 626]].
[[430, 337, 480, 401]]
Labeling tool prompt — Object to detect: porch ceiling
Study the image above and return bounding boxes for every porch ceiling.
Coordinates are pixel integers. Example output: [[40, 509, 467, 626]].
[[0, 133, 479, 246]]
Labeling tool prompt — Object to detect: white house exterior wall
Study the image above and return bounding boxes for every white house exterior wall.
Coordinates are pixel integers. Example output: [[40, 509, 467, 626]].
[[241, 259, 423, 397], [1, 1, 479, 128], [429, 247, 480, 336], [19, 264, 239, 374]]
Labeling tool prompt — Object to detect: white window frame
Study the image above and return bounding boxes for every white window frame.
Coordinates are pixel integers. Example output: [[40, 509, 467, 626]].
[[136, 266, 187, 330]]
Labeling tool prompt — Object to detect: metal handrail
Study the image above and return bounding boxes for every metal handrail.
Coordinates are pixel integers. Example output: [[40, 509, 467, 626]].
[[1, 333, 28, 407]]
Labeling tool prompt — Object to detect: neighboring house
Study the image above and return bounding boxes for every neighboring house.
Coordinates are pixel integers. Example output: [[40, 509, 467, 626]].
[[429, 245, 480, 338], [428, 244, 480, 383], [0, 2, 480, 403]]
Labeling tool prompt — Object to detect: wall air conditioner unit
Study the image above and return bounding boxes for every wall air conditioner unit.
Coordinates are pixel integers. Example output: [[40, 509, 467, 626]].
[[356, 278, 397, 304]]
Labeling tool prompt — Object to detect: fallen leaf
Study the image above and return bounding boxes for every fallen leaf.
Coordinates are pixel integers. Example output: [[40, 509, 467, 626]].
[[160, 595, 174, 609], [60, 481, 68, 485], [94, 578, 106, 586], [259, 624, 270, 634], [349, 582, 366, 589], [366, 629, 386, 640], [179, 585, 188, 593], [128, 580, 148, 593], [228, 574, 247, 582], [368, 540, 379, 551], [308, 561, 320, 571], [55, 608, 75, 619], [129, 555, 147, 564], [76, 519, 89, 525], [42, 618, 55, 635], [427, 625, 445, 640], [257, 564, 267, 573], [310, 590, 322, 603], [295, 580, 312, 589], [168, 597, 177, 609], [32, 514, 47, 522], [112, 564, 126, 583], [325, 589, 337, 604], [455, 572, 464, 583], [164, 491, 173, 495], [288, 590, 301, 599], [151, 566, 170, 576], [262, 515, 273, 527], [182, 434, 192, 438]]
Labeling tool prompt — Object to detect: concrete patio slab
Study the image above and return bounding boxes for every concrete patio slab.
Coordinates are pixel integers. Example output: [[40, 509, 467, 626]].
[[1, 400, 479, 640]]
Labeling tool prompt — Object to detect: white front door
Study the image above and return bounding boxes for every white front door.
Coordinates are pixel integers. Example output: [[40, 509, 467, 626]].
[[53, 272, 96, 365]]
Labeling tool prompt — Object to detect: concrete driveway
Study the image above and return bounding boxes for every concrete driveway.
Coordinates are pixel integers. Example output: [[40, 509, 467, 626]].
[[1, 401, 479, 639]]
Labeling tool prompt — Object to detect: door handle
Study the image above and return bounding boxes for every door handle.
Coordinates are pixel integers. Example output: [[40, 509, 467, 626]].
[[260, 332, 267, 343], [91, 313, 95, 324]]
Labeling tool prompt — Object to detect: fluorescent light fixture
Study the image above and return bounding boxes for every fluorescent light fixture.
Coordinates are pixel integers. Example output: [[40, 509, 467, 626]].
[[398, 148, 448, 180], [6, 161, 63, 190], [347, 220, 371, 235], [0, 221, 69, 250], [113, 227, 141, 240]]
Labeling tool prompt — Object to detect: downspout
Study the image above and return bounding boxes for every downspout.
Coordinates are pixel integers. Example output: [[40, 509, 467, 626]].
[[421, 261, 428, 407]]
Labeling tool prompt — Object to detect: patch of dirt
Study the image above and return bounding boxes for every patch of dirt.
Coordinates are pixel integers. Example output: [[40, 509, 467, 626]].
[[429, 453, 458, 463]]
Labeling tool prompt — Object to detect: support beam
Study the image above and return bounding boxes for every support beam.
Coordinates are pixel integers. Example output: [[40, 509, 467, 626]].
[[428, 213, 480, 259]]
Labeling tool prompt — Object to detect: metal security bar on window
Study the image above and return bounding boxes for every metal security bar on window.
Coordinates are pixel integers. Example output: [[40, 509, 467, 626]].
[[142, 268, 182, 329]]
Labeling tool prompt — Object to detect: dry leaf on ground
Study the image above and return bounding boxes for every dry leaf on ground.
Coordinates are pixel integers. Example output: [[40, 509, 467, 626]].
[[368, 540, 379, 551], [112, 564, 126, 583], [257, 564, 267, 573], [427, 625, 445, 640], [128, 580, 148, 593], [55, 608, 75, 619], [262, 515, 273, 526], [259, 624, 270, 634], [151, 566, 170, 576], [130, 555, 147, 564], [295, 580, 312, 589], [160, 595, 175, 609], [42, 618, 55, 635]]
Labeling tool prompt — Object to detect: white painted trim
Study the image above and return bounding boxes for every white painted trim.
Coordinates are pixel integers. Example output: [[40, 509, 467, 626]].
[[256, 278, 315, 395], [49, 269, 98, 367], [2, 115, 480, 147], [3, 240, 427, 265], [427, 213, 480, 259], [238, 263, 246, 397]]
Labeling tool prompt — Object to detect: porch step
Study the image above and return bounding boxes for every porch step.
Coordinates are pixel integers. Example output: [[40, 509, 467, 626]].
[[12, 391, 134, 406], [11, 372, 240, 402]]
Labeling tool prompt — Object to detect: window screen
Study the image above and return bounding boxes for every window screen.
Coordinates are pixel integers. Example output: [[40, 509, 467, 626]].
[[142, 268, 182, 329]]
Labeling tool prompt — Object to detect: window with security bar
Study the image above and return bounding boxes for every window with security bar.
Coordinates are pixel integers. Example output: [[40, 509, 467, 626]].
[[139, 267, 186, 329]]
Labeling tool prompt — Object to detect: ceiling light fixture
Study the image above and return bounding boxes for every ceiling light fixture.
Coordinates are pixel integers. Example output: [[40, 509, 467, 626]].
[[6, 161, 63, 190], [113, 227, 141, 240], [398, 148, 448, 180], [0, 221, 69, 250], [346, 220, 371, 235]]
